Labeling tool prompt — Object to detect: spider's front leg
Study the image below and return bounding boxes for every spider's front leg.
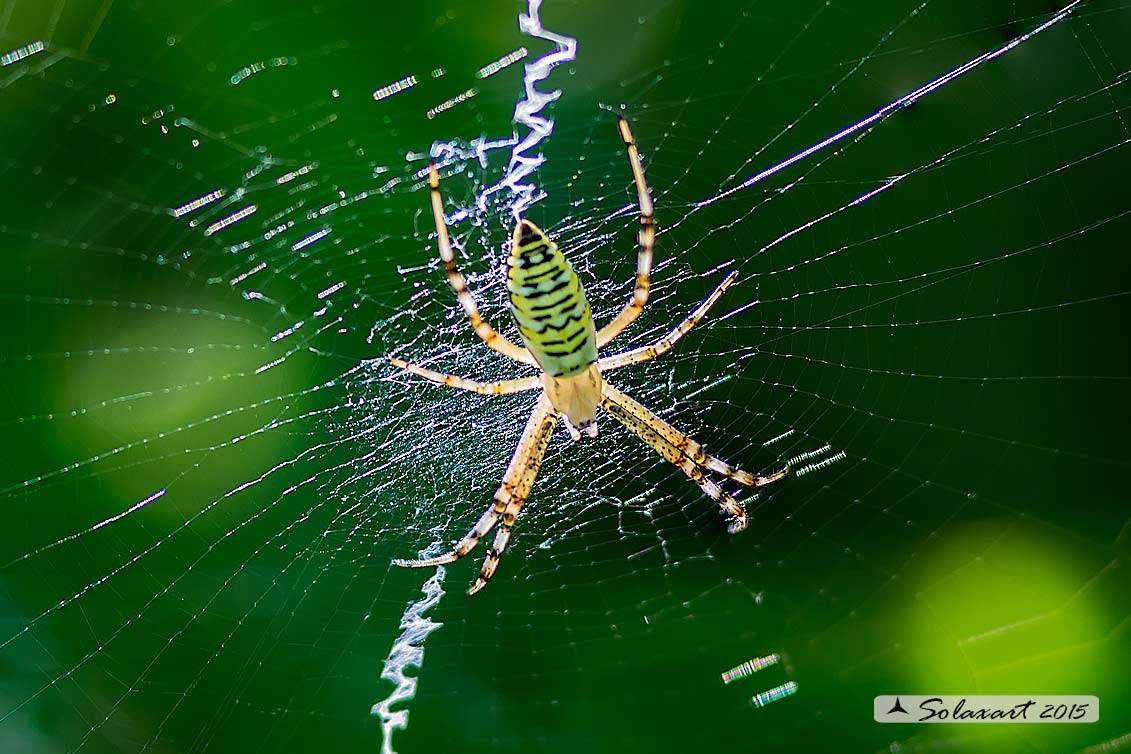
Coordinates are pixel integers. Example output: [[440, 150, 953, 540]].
[[599, 382, 788, 532], [394, 393, 559, 594]]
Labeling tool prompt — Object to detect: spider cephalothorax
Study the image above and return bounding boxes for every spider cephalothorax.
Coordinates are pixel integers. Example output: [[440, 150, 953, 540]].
[[390, 117, 788, 594]]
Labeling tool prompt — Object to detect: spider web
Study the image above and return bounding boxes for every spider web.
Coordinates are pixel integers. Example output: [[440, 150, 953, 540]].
[[1, 1, 1129, 753]]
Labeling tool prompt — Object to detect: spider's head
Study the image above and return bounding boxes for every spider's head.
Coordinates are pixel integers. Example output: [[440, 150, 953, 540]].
[[564, 417, 599, 442], [543, 364, 603, 442]]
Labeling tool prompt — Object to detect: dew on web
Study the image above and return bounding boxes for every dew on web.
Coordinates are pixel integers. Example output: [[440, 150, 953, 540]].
[[0, 0, 1128, 753]]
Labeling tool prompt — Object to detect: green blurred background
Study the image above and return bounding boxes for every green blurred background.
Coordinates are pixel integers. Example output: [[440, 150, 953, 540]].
[[0, 1, 1128, 753]]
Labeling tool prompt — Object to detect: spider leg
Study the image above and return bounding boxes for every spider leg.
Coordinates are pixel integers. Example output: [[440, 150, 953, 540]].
[[598, 270, 738, 372], [596, 116, 655, 349], [389, 357, 542, 395], [700, 455, 788, 489], [610, 380, 788, 488], [467, 395, 559, 595], [394, 393, 559, 595], [599, 382, 787, 532], [468, 498, 520, 596], [467, 449, 549, 594], [429, 165, 537, 366]]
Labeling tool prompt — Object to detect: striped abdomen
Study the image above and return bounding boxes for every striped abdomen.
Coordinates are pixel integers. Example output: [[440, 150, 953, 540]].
[[507, 220, 598, 378]]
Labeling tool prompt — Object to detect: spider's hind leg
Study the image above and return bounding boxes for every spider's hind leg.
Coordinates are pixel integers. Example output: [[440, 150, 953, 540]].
[[428, 164, 537, 367], [595, 116, 656, 348]]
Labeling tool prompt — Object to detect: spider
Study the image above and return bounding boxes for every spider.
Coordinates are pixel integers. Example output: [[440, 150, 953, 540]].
[[391, 116, 788, 594]]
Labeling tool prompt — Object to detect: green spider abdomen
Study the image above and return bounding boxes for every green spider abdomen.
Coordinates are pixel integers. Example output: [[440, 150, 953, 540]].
[[507, 220, 598, 378]]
